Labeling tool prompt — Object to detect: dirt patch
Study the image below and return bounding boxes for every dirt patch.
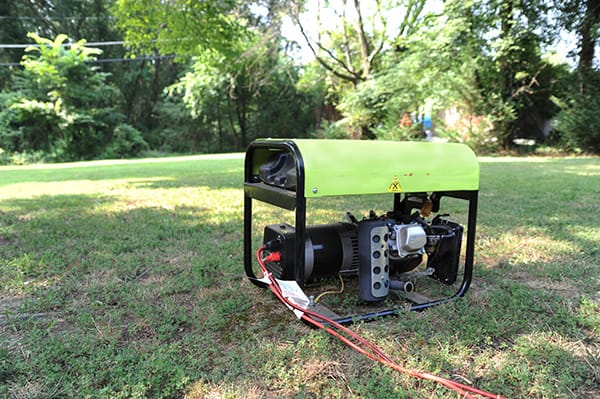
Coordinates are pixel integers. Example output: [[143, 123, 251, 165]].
[[6, 380, 45, 399], [518, 278, 582, 299], [0, 237, 15, 246], [0, 295, 24, 320], [476, 257, 586, 301], [0, 295, 25, 349], [1, 294, 68, 340]]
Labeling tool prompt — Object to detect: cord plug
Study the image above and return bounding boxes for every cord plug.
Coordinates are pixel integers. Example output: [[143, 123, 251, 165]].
[[264, 251, 281, 262]]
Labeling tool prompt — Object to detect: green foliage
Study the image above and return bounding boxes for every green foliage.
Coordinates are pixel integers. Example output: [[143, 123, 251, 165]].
[[333, 4, 481, 141], [112, 0, 242, 56], [336, 57, 431, 140], [317, 120, 354, 139], [0, 33, 141, 162], [555, 70, 600, 153], [373, 120, 423, 142], [0, 94, 64, 156], [1, 0, 599, 161], [331, 0, 572, 149], [436, 1, 569, 148], [103, 124, 149, 159], [167, 31, 313, 149], [150, 96, 203, 153], [292, 0, 431, 138]]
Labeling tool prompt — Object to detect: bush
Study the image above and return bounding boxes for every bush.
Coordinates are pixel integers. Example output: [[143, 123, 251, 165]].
[[321, 120, 355, 139], [0, 148, 8, 165], [373, 119, 423, 141], [555, 70, 600, 154], [0, 147, 53, 165], [0, 34, 128, 163], [0, 98, 64, 154], [102, 124, 149, 159]]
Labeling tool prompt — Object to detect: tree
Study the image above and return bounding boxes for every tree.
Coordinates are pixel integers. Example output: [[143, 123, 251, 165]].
[[292, 0, 425, 85], [0, 0, 123, 70], [112, 0, 243, 56], [168, 30, 313, 150], [0, 2, 30, 89], [0, 33, 146, 161], [290, 0, 428, 138], [114, 0, 315, 151], [0, 0, 181, 143], [335, 1, 485, 141], [555, 0, 600, 84], [328, 0, 572, 149], [553, 0, 600, 153], [557, 0, 600, 72], [112, 0, 253, 151]]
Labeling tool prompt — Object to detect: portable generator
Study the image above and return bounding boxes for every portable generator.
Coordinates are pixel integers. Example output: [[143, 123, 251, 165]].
[[244, 139, 479, 324]]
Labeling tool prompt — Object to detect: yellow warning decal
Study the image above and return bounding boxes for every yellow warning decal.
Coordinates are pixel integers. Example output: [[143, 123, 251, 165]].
[[387, 176, 403, 193]]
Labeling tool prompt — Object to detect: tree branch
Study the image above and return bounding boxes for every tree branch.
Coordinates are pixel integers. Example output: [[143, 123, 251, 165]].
[[342, 2, 356, 74], [292, 7, 361, 83], [367, 0, 387, 66], [353, 0, 371, 76]]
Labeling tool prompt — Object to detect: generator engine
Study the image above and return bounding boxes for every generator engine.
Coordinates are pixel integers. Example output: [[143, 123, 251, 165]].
[[262, 209, 463, 302]]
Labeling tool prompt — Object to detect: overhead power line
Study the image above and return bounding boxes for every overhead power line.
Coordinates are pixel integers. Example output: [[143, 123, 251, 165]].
[[0, 54, 176, 67], [0, 37, 193, 50], [0, 15, 115, 21], [95, 55, 176, 63], [0, 40, 131, 49]]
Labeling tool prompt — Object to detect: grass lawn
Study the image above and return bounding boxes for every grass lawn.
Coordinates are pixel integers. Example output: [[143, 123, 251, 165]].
[[1, 153, 599, 398]]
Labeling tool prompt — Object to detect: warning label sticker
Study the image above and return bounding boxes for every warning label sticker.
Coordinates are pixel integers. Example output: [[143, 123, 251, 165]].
[[276, 279, 310, 319], [387, 176, 403, 193]]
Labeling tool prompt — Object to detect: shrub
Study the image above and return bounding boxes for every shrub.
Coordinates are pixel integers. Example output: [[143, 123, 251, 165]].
[[103, 124, 149, 159], [555, 70, 600, 154], [0, 33, 128, 163]]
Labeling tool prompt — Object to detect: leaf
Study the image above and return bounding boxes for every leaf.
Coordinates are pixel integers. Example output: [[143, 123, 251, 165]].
[[53, 34, 69, 48], [515, 71, 529, 81]]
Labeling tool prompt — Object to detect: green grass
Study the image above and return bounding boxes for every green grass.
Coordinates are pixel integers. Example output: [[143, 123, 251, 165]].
[[1, 154, 599, 398]]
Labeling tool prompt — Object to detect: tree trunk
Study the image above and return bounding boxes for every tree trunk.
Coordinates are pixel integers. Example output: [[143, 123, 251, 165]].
[[148, 51, 162, 130], [236, 93, 249, 148], [579, 0, 600, 73], [217, 102, 224, 152], [499, 0, 517, 149], [226, 96, 239, 150]]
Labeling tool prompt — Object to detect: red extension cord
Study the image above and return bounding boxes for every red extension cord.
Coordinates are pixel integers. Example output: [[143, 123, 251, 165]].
[[256, 247, 506, 399]]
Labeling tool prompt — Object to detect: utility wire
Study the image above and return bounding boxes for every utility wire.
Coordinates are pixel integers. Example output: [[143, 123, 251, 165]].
[[0, 16, 115, 21], [94, 55, 176, 63], [1, 37, 191, 49], [0, 40, 136, 49], [0, 54, 176, 67]]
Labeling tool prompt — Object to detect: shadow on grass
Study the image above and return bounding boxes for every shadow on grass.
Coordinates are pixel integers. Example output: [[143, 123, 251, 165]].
[[1, 156, 599, 398], [0, 189, 251, 398], [0, 193, 597, 398]]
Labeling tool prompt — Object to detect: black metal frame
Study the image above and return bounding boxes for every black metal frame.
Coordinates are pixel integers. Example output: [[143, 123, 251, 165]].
[[244, 139, 478, 324]]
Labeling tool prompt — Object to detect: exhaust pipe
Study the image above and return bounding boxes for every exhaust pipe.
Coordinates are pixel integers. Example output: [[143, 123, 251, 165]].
[[390, 279, 414, 293]]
